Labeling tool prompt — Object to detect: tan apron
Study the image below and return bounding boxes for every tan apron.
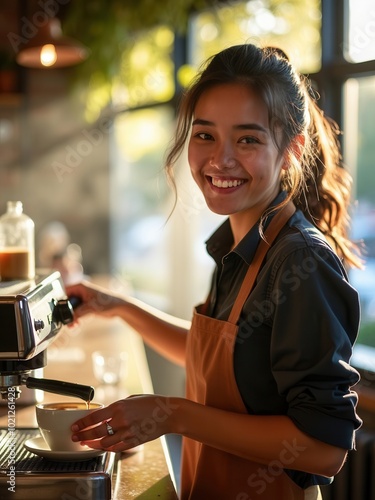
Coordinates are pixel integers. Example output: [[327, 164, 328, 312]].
[[181, 201, 308, 500]]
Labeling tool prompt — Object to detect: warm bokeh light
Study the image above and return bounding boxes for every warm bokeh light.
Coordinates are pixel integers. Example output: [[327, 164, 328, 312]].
[[190, 0, 321, 74], [40, 44, 57, 67], [177, 65, 197, 88]]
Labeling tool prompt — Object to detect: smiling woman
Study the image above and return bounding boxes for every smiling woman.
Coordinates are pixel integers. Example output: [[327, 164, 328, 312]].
[[67, 43, 363, 500]]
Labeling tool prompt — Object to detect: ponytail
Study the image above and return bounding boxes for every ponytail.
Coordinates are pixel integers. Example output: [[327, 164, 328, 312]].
[[293, 93, 363, 269]]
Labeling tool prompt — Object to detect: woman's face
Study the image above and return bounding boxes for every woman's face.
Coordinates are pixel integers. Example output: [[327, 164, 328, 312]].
[[188, 83, 287, 234]]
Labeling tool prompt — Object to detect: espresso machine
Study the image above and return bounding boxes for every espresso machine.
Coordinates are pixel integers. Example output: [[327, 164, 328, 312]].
[[0, 270, 93, 400], [0, 272, 115, 500]]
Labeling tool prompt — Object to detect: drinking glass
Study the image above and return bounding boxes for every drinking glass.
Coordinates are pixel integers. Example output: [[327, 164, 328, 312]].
[[92, 350, 128, 386]]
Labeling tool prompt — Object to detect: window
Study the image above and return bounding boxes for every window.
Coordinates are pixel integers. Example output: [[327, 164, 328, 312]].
[[339, 0, 375, 351], [344, 0, 375, 63], [110, 105, 174, 309], [345, 77, 375, 349]]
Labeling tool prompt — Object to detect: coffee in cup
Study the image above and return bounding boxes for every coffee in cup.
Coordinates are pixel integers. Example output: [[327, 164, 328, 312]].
[[36, 401, 104, 452]]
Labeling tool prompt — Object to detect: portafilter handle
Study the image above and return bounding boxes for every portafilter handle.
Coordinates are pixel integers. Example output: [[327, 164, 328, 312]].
[[53, 295, 82, 325], [24, 376, 95, 402]]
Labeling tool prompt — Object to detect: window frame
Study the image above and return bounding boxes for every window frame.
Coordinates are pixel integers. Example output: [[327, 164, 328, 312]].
[[315, 0, 375, 384], [316, 0, 375, 125]]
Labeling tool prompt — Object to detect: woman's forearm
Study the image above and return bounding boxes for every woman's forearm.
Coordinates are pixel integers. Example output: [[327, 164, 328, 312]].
[[170, 397, 347, 478], [113, 295, 190, 366], [68, 282, 190, 366]]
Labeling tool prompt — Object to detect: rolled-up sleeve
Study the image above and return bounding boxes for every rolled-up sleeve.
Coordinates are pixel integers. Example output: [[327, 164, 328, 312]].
[[270, 243, 362, 449]]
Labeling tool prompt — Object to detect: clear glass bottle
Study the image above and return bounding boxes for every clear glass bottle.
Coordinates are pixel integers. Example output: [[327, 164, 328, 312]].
[[0, 201, 35, 280]]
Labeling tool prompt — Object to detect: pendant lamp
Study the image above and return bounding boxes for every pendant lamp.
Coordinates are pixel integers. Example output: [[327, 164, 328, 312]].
[[16, 18, 89, 69]]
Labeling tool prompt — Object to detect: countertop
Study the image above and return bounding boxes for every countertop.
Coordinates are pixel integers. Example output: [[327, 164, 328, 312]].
[[0, 315, 178, 499]]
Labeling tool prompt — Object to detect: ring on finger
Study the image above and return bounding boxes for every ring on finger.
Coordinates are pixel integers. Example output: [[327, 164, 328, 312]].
[[105, 421, 115, 436]]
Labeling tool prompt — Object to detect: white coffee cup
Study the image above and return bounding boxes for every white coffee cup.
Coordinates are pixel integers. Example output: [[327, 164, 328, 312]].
[[36, 401, 104, 452]]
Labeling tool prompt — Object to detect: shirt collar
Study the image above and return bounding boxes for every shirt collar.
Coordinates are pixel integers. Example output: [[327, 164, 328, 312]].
[[205, 191, 288, 266]]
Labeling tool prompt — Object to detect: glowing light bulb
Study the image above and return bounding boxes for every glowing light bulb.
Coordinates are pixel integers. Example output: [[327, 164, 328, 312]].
[[40, 44, 57, 67]]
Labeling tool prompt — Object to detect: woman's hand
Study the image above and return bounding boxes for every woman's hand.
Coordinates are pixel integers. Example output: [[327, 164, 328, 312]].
[[71, 394, 180, 452], [66, 281, 189, 366], [66, 281, 125, 320]]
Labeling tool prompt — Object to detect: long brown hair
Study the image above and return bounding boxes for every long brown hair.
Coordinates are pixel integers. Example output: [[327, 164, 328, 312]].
[[165, 43, 362, 269]]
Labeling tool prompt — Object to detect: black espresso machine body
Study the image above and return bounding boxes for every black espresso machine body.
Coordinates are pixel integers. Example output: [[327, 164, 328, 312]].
[[0, 271, 76, 398]]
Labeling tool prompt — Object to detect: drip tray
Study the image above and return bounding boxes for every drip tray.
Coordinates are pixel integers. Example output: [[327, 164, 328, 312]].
[[0, 428, 116, 500]]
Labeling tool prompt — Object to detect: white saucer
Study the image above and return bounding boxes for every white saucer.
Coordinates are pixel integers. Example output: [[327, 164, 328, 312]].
[[24, 436, 105, 461]]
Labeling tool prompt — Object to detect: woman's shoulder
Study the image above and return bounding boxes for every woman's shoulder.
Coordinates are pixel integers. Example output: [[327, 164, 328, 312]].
[[274, 209, 327, 246], [268, 209, 347, 275]]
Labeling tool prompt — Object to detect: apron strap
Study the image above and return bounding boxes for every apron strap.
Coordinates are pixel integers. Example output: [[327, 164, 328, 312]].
[[228, 201, 296, 325]]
